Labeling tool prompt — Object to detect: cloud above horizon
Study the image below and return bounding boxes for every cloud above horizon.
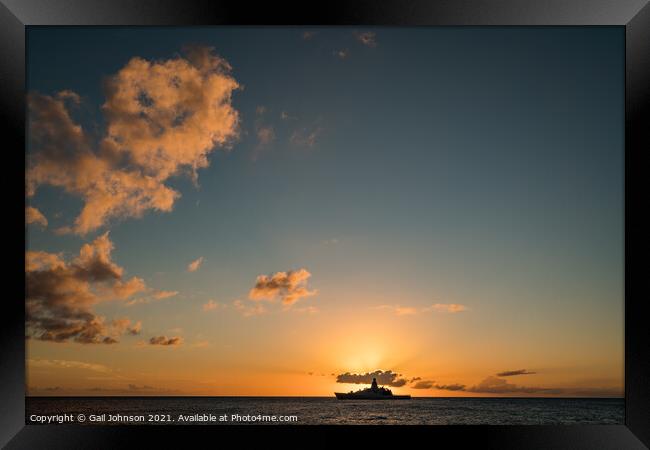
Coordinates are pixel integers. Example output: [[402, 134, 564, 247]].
[[410, 379, 466, 391], [468, 376, 554, 394], [375, 303, 468, 316], [496, 369, 537, 377], [27, 46, 240, 235], [149, 336, 183, 346], [336, 370, 407, 387], [26, 232, 145, 344], [408, 376, 550, 394], [28, 358, 110, 373], [248, 268, 317, 306]]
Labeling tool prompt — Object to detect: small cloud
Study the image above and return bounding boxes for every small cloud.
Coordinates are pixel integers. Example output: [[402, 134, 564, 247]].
[[336, 370, 407, 387], [153, 290, 178, 300], [203, 299, 226, 312], [301, 31, 317, 40], [434, 383, 467, 391], [373, 305, 418, 316], [255, 105, 267, 115], [26, 206, 48, 227], [249, 268, 317, 306], [333, 49, 349, 60], [125, 289, 179, 307], [233, 299, 266, 317], [355, 31, 377, 47], [256, 125, 275, 147], [289, 125, 323, 148], [187, 257, 204, 272], [423, 303, 468, 313], [149, 336, 183, 346], [496, 369, 537, 377]]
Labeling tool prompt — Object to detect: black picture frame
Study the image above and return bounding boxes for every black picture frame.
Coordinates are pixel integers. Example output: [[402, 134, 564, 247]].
[[1, 0, 648, 448]]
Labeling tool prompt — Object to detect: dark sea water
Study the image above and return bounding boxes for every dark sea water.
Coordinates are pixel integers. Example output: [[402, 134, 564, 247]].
[[26, 397, 624, 425]]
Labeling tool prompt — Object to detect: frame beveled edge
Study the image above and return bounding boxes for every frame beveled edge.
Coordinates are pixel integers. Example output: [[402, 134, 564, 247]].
[[1, 0, 648, 448]]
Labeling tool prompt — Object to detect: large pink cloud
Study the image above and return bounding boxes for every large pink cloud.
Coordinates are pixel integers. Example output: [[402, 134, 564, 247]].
[[27, 47, 240, 235]]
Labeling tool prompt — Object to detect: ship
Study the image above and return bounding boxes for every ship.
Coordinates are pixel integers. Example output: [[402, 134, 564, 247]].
[[334, 377, 411, 400]]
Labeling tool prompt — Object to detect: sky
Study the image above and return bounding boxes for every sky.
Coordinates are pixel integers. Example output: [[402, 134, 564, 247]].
[[25, 27, 624, 397]]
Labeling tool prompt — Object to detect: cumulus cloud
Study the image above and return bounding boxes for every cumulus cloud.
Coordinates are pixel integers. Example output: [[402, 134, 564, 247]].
[[187, 257, 204, 272], [149, 336, 183, 346], [248, 268, 317, 306], [27, 47, 240, 235], [26, 232, 146, 344], [496, 369, 537, 377], [355, 31, 377, 47], [411, 380, 434, 389], [336, 370, 407, 387], [26, 206, 48, 227]]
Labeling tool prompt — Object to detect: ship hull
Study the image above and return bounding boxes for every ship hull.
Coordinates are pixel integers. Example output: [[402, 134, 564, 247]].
[[335, 392, 411, 400]]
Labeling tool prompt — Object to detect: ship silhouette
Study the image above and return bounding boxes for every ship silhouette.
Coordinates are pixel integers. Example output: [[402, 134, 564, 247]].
[[334, 377, 411, 400]]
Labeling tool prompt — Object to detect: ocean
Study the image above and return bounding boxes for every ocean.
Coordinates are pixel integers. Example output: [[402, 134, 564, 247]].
[[26, 397, 624, 425]]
